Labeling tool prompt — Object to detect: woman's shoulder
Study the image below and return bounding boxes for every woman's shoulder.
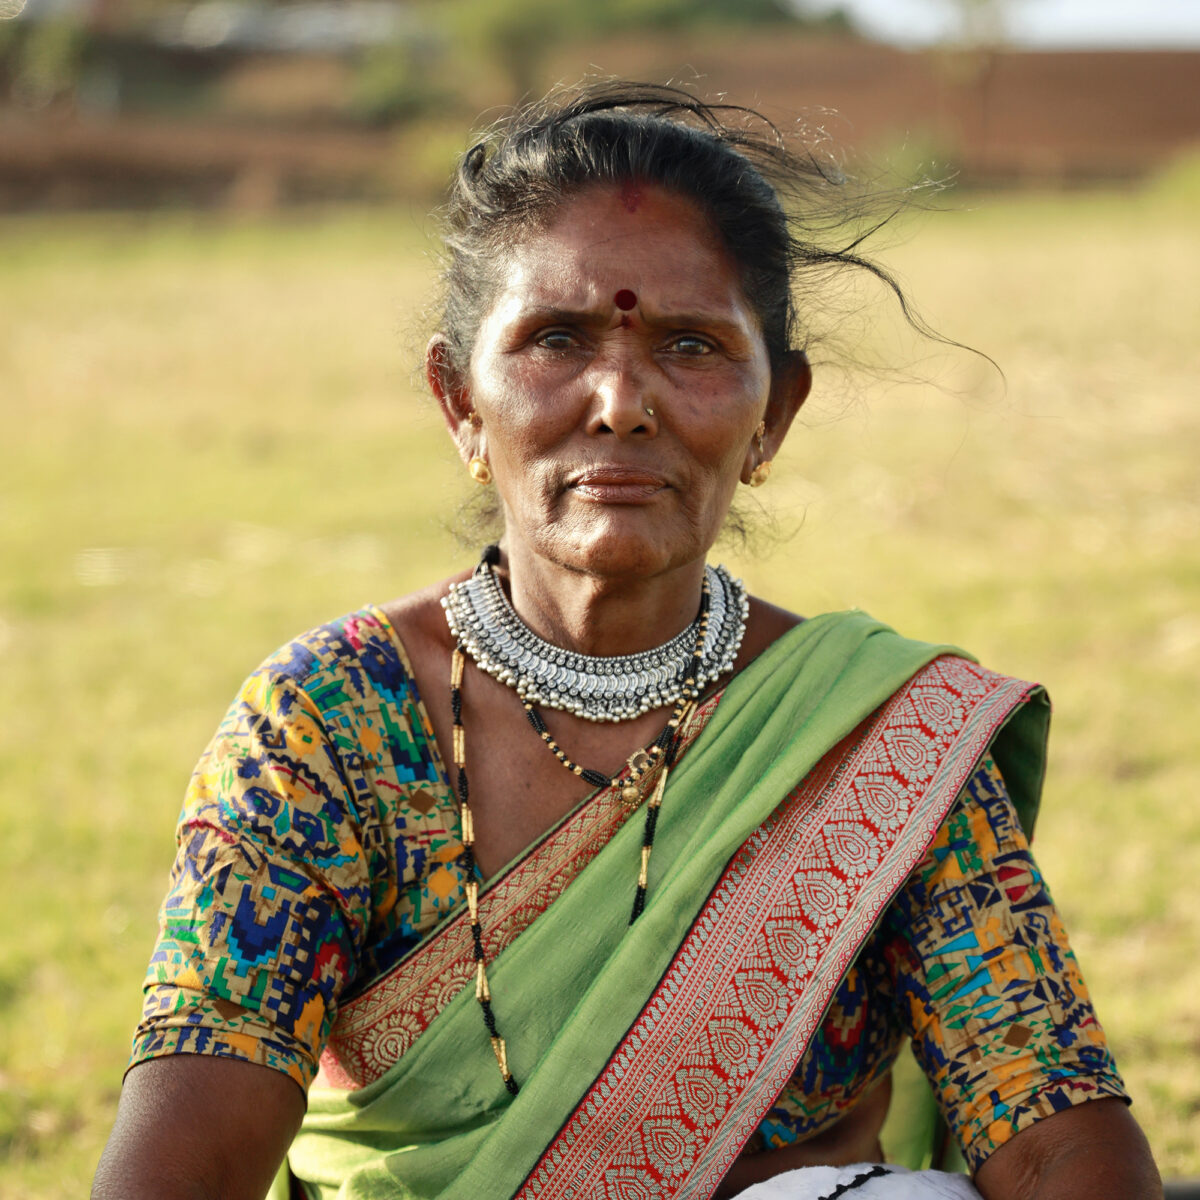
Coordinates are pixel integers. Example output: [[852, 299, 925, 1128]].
[[738, 598, 919, 671], [724, 595, 942, 678], [248, 606, 412, 707], [373, 572, 470, 700], [738, 595, 806, 671], [375, 575, 465, 654], [243, 574, 466, 706]]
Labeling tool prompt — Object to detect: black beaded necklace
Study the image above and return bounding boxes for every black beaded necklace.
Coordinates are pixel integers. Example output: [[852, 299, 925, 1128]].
[[448, 561, 713, 1093]]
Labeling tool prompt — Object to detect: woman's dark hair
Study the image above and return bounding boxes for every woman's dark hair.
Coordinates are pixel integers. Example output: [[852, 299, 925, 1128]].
[[436, 79, 932, 378]]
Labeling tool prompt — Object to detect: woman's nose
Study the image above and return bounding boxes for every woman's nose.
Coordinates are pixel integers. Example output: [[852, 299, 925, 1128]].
[[584, 351, 660, 439]]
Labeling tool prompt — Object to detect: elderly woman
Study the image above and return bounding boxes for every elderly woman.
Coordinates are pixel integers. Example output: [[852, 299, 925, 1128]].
[[93, 85, 1159, 1200]]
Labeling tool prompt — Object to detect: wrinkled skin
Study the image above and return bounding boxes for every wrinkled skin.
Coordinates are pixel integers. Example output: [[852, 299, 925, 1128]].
[[432, 181, 810, 655]]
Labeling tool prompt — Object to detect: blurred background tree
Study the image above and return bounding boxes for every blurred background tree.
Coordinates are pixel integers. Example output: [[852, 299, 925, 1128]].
[[940, 0, 1009, 46], [435, 0, 852, 103]]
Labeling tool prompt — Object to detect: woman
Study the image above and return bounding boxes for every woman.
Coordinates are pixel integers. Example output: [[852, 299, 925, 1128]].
[[92, 84, 1160, 1200]]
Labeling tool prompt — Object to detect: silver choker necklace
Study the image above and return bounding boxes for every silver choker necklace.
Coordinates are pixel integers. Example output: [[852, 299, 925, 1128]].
[[442, 551, 748, 722]]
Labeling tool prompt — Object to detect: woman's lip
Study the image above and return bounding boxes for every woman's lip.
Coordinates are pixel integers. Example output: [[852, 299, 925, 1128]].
[[568, 467, 668, 501], [570, 467, 667, 486]]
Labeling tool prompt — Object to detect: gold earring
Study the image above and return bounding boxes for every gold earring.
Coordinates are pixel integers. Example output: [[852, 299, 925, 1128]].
[[746, 420, 770, 486], [468, 455, 492, 485]]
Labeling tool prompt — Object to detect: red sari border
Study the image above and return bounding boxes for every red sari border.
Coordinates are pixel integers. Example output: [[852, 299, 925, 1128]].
[[316, 693, 723, 1091], [515, 656, 1038, 1200]]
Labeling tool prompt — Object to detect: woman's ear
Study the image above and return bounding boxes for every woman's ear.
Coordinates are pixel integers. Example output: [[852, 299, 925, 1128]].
[[763, 349, 811, 458], [426, 334, 481, 463], [740, 349, 812, 483]]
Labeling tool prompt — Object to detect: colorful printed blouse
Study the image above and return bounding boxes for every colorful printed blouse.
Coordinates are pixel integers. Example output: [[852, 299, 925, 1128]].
[[130, 608, 1126, 1172]]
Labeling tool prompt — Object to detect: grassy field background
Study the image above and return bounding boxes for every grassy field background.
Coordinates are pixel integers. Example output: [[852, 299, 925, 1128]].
[[2, 180, 1197, 1195]]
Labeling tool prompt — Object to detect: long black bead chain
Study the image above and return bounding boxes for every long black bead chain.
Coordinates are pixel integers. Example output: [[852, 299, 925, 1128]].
[[449, 573, 713, 1091], [450, 644, 518, 1096]]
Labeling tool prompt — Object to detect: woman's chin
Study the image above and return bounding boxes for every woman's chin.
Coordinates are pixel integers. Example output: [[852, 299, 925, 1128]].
[[531, 512, 714, 581]]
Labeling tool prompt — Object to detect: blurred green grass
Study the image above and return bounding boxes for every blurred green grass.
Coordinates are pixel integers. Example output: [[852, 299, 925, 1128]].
[[1, 189, 1197, 1194]]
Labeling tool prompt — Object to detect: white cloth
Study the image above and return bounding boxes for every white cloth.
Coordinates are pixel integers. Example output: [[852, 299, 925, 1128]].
[[731, 1163, 983, 1200]]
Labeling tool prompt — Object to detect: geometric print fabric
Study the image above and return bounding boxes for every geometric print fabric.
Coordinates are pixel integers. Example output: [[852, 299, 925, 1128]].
[[130, 608, 1125, 1172], [750, 760, 1125, 1170], [132, 608, 464, 1089]]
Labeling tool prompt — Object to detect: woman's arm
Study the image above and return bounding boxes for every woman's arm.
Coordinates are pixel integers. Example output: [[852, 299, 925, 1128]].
[[975, 1096, 1162, 1200], [102, 643, 380, 1198], [92, 1056, 305, 1200], [885, 758, 1138, 1180]]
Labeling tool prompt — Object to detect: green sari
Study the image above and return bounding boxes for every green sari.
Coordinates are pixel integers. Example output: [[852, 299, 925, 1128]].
[[279, 611, 1047, 1200]]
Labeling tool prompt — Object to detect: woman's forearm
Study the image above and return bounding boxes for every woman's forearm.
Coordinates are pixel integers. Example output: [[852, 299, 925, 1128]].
[[975, 1099, 1162, 1200], [92, 1056, 304, 1200]]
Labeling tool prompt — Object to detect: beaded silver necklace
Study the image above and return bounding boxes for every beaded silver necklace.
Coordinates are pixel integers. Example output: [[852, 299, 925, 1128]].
[[442, 551, 748, 723]]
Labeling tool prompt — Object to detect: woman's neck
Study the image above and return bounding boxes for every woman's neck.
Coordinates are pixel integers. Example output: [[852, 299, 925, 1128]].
[[497, 542, 709, 658]]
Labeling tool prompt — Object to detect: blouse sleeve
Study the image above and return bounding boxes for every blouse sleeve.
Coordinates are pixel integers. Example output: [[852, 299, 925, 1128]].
[[128, 655, 377, 1091], [882, 756, 1129, 1171]]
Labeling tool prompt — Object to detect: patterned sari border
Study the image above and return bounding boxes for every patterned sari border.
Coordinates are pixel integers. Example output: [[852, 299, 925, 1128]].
[[515, 656, 1037, 1200]]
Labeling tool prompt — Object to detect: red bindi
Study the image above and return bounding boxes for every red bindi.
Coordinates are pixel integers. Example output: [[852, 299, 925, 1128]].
[[619, 181, 641, 212], [614, 289, 637, 311]]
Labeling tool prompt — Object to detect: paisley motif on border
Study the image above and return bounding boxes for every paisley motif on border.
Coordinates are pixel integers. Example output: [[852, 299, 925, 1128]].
[[515, 656, 1036, 1200]]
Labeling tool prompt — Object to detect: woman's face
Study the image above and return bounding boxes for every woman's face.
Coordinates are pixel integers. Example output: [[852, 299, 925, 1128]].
[[434, 183, 807, 582]]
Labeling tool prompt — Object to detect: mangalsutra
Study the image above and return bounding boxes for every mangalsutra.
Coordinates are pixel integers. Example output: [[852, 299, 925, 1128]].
[[446, 548, 737, 1091]]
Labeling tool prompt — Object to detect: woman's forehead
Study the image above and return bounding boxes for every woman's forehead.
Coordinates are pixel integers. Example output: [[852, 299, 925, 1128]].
[[492, 184, 750, 316], [525, 181, 717, 255]]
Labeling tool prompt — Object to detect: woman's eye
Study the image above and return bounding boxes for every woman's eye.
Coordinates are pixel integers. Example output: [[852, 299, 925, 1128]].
[[535, 329, 577, 351], [667, 334, 714, 356]]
